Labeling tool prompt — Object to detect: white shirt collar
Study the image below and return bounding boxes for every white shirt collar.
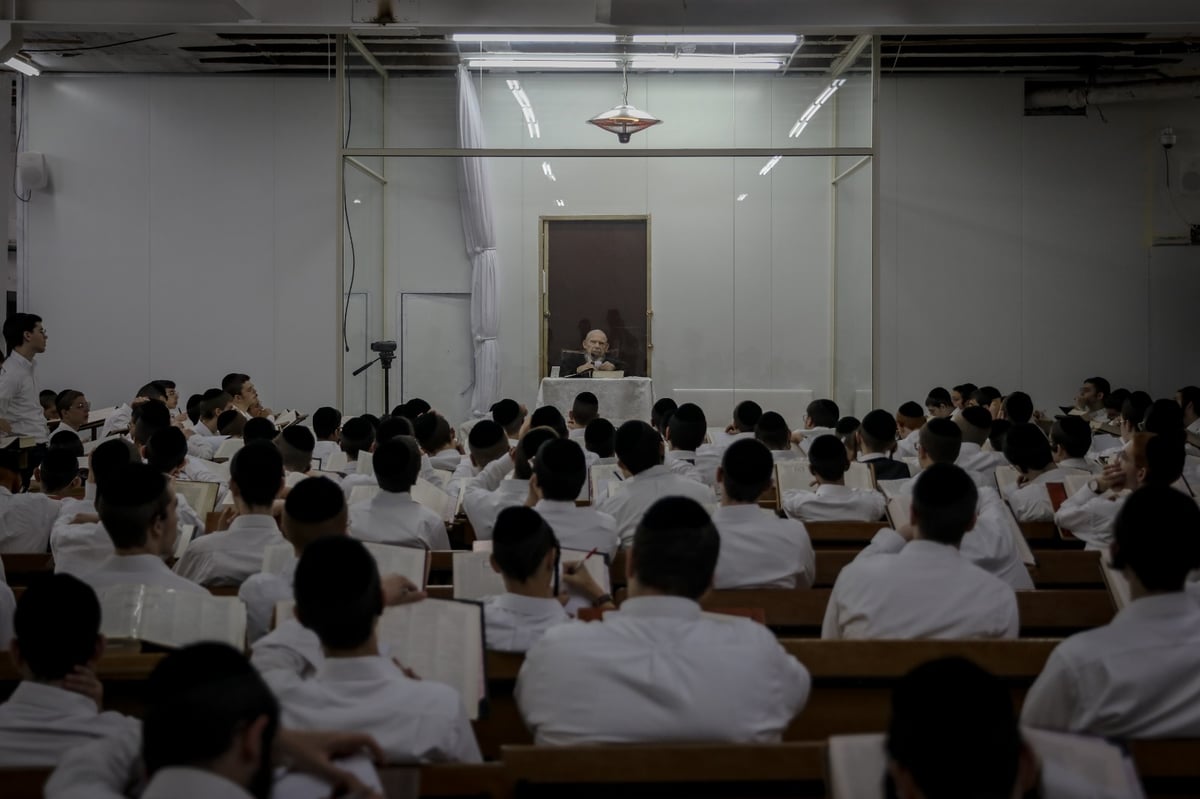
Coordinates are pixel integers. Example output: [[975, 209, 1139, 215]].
[[317, 654, 400, 683], [713, 503, 767, 520], [491, 592, 565, 615], [8, 680, 100, 717], [142, 767, 255, 799], [96, 553, 172, 573], [1115, 591, 1198, 624], [228, 514, 279, 532], [629, 464, 671, 482], [618, 595, 702, 620], [958, 442, 982, 454], [534, 499, 578, 512], [815, 483, 852, 497]]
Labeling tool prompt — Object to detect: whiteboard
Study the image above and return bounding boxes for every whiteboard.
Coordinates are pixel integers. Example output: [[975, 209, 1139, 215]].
[[399, 292, 473, 426]]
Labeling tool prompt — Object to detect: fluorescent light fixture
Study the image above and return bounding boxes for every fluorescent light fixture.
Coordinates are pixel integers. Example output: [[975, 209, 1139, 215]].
[[527, 122, 541, 138], [632, 34, 798, 45], [468, 58, 619, 70], [5, 55, 40, 77], [630, 55, 783, 71], [542, 162, 557, 181], [508, 80, 542, 139], [454, 33, 618, 44], [787, 77, 846, 138], [736, 193, 749, 201], [759, 155, 782, 176], [555, 199, 566, 207]]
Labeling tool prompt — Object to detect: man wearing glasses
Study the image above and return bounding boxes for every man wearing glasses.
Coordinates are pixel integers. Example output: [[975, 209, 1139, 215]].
[[53, 390, 90, 440]]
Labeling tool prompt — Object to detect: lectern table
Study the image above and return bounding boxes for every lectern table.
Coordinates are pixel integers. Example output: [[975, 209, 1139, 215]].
[[536, 377, 654, 427]]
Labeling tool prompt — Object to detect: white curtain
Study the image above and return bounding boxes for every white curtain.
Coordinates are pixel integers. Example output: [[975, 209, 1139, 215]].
[[456, 66, 501, 416]]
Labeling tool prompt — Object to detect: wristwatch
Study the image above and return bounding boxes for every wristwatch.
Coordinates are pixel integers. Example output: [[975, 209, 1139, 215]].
[[592, 593, 613, 608]]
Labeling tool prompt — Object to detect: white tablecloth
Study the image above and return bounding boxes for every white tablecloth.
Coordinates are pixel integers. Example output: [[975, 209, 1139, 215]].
[[536, 377, 655, 427]]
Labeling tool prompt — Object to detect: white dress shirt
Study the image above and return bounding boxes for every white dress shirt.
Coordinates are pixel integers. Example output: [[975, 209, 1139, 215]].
[[312, 439, 340, 468], [1188, 418, 1200, 436], [349, 490, 448, 549], [251, 617, 324, 678], [0, 487, 59, 552], [1022, 592, 1200, 737], [595, 464, 716, 546], [463, 457, 530, 541], [693, 433, 753, 486], [955, 442, 1007, 488], [341, 471, 377, 502], [97, 403, 132, 440], [894, 428, 921, 460], [664, 449, 706, 485], [483, 593, 571, 653], [173, 513, 285, 586], [51, 422, 80, 441], [1004, 467, 1089, 522], [781, 483, 886, 523], [50, 498, 114, 578], [795, 427, 835, 455], [823, 534, 1019, 640], [80, 553, 206, 595], [0, 681, 140, 767], [142, 768, 255, 799], [1057, 457, 1102, 474], [516, 595, 811, 745], [711, 504, 815, 590], [1053, 485, 1129, 550], [261, 655, 482, 763], [239, 560, 295, 643], [0, 581, 12, 655], [0, 351, 49, 442], [532, 498, 619, 558], [428, 449, 464, 473]]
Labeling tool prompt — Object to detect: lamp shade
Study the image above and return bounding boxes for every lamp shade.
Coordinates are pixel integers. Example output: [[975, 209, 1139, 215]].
[[587, 103, 661, 143]]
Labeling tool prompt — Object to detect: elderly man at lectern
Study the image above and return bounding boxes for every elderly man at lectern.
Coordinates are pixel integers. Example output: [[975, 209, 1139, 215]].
[[560, 329, 628, 377]]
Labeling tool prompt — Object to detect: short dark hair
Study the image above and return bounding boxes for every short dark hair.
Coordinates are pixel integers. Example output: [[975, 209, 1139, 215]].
[[1002, 423, 1053, 473], [897, 402, 925, 424], [958, 405, 993, 445], [132, 399, 171, 447], [242, 417, 278, 443], [376, 415, 413, 444], [924, 387, 953, 409], [584, 418, 616, 458], [911, 463, 978, 545], [294, 536, 382, 650], [1050, 416, 1091, 458], [276, 425, 315, 473], [230, 440, 284, 507], [1122, 393, 1153, 428], [1084, 376, 1111, 399], [312, 407, 343, 439], [615, 420, 664, 475], [39, 390, 57, 412], [1179, 386, 1200, 417], [887, 657, 1021, 799], [754, 411, 791, 450], [859, 409, 898, 452], [515, 427, 559, 480], [143, 643, 279, 784], [807, 434, 849, 481], [55, 389, 84, 417], [529, 405, 568, 439], [721, 439, 774, 502], [467, 419, 508, 462], [221, 373, 251, 396], [572, 392, 599, 427], [732, 400, 763, 432], [3, 312, 41, 352], [413, 412, 452, 453], [137, 382, 169, 403], [490, 398, 523, 434], [339, 417, 375, 457], [806, 399, 840, 429], [284, 476, 346, 529], [988, 419, 1012, 454], [48, 430, 84, 458], [1110, 484, 1200, 592], [665, 403, 706, 452], [1144, 398, 1184, 435], [919, 417, 962, 463], [952, 383, 978, 401], [186, 393, 205, 424], [1001, 391, 1033, 424], [631, 497, 719, 599], [1104, 388, 1130, 413], [492, 506, 559, 583], [145, 427, 188, 474], [217, 409, 245, 437], [534, 439, 587, 501], [373, 436, 420, 493], [651, 397, 678, 435], [1145, 433, 1186, 486], [90, 438, 140, 504], [97, 463, 172, 550], [402, 398, 431, 418], [970, 386, 1001, 407], [14, 574, 100, 680], [39, 447, 81, 493]]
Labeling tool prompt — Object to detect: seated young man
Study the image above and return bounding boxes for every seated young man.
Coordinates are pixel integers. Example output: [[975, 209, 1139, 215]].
[[1023, 485, 1200, 737], [259, 536, 482, 763], [953, 406, 1006, 487], [186, 389, 233, 458], [80, 463, 205, 594], [924, 387, 955, 419], [39, 388, 59, 423], [0, 449, 62, 553], [595, 421, 715, 547], [490, 398, 527, 447], [1048, 415, 1100, 474], [217, 408, 246, 439], [144, 426, 207, 534], [1002, 423, 1089, 522], [650, 397, 677, 438], [1179, 385, 1200, 435], [894, 401, 927, 449], [968, 386, 1003, 418], [484, 506, 573, 653], [1073, 376, 1110, 422], [337, 416, 375, 475], [175, 441, 286, 586], [836, 416, 861, 463], [781, 435, 886, 522], [856, 409, 911, 481], [997, 390, 1034, 425], [530, 438, 619, 557], [822, 463, 1018, 640], [0, 574, 139, 766], [349, 436, 448, 550], [276, 425, 319, 486], [310, 406, 343, 466], [452, 418, 510, 485], [52, 390, 89, 440], [516, 496, 810, 745], [98, 380, 169, 439], [50, 438, 140, 577], [711, 439, 814, 590], [664, 402, 709, 485], [790, 399, 839, 454], [567, 391, 599, 441], [584, 417, 616, 463], [37, 447, 83, 500], [223, 371, 273, 420], [413, 412, 464, 473], [754, 411, 800, 461], [464, 426, 558, 541]]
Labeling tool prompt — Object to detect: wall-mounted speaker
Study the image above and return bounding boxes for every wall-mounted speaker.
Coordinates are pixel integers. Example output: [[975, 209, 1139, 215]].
[[16, 151, 47, 193]]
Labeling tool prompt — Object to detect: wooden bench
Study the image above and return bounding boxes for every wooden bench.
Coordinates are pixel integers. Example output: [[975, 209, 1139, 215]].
[[0, 553, 54, 586], [805, 521, 889, 546], [811, 548, 1104, 589], [1129, 739, 1200, 798]]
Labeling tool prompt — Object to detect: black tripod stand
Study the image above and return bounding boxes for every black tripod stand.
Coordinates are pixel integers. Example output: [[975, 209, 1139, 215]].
[[352, 340, 397, 415]]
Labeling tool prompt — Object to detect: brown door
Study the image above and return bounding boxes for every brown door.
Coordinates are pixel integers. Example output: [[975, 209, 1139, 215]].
[[541, 217, 650, 378]]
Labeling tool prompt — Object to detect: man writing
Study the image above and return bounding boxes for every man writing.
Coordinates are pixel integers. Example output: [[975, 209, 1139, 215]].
[[560, 329, 625, 377]]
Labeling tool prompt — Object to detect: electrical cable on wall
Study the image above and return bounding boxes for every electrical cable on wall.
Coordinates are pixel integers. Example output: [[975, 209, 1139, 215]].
[[341, 63, 355, 353], [12, 78, 29, 204]]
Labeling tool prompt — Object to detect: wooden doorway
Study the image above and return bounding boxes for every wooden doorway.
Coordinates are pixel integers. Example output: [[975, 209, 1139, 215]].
[[540, 216, 651, 378]]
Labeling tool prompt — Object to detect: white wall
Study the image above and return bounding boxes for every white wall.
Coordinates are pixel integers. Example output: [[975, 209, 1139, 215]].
[[22, 75, 336, 412], [878, 75, 1200, 411]]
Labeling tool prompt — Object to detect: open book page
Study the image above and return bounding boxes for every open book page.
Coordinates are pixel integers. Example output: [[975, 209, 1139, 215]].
[[215, 438, 244, 460], [560, 549, 610, 616], [876, 479, 910, 500], [1061, 473, 1093, 498], [362, 542, 428, 588], [348, 484, 380, 506], [589, 464, 623, 502], [175, 480, 220, 517], [98, 584, 247, 650], [774, 459, 813, 495], [471, 540, 493, 553], [452, 551, 504, 600], [376, 599, 486, 720], [827, 734, 888, 799], [174, 525, 196, 560], [0, 435, 36, 449], [275, 410, 299, 428], [356, 451, 375, 477], [273, 756, 385, 799], [1099, 546, 1131, 611], [1022, 728, 1146, 798], [994, 465, 1020, 494], [412, 478, 457, 523], [86, 406, 120, 426], [455, 480, 468, 517], [325, 451, 349, 473], [886, 496, 912, 530], [261, 542, 296, 576], [845, 461, 873, 490]]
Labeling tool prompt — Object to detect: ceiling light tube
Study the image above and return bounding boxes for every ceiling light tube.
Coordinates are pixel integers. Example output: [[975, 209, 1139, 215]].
[[468, 58, 620, 70], [5, 55, 40, 77], [629, 56, 783, 71], [632, 34, 798, 45], [759, 155, 782, 176], [455, 33, 618, 44]]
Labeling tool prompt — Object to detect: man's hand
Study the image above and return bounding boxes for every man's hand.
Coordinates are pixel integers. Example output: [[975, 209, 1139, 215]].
[[381, 574, 426, 607], [1097, 462, 1125, 493], [575, 363, 595, 375], [562, 560, 607, 603], [70, 512, 101, 525], [62, 665, 103, 711], [597, 362, 616, 372], [274, 729, 385, 799], [251, 404, 274, 418]]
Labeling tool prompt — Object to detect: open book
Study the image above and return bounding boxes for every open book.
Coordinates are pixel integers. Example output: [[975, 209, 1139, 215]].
[[411, 478, 458, 523], [589, 464, 625, 502], [175, 479, 221, 517], [0, 435, 37, 449], [86, 406, 121, 427], [324, 451, 349, 473], [994, 465, 1020, 494], [262, 541, 429, 588], [214, 437, 244, 461], [560, 548, 611, 616], [98, 584, 247, 650], [885, 495, 911, 530], [174, 524, 197, 560], [356, 451, 375, 477], [275, 410, 304, 428], [452, 551, 505, 600]]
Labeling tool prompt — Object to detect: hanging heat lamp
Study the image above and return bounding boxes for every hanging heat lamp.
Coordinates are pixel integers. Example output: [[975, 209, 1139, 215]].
[[587, 61, 661, 143]]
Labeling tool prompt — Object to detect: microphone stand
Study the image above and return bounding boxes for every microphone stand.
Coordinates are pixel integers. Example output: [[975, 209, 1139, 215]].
[[351, 352, 395, 415]]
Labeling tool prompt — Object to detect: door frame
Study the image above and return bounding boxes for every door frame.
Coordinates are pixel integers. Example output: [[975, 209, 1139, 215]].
[[397, 290, 473, 409], [538, 215, 653, 378]]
